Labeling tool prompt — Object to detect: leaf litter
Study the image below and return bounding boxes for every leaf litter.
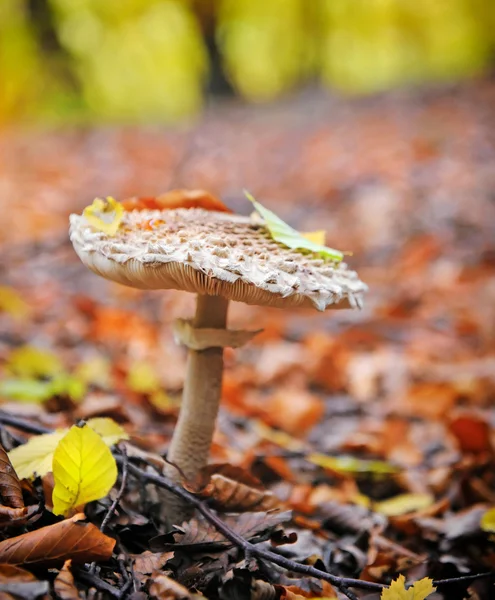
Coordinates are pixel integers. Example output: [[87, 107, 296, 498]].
[[0, 81, 494, 598]]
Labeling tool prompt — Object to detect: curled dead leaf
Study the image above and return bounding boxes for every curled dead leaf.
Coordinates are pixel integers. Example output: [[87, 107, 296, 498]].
[[54, 560, 80, 600], [122, 189, 232, 213], [187, 464, 281, 513], [148, 573, 192, 599], [0, 445, 24, 509], [0, 513, 115, 567]]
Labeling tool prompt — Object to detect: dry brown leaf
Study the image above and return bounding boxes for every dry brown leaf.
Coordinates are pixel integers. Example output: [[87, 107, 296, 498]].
[[0, 445, 24, 509], [148, 573, 192, 599], [0, 513, 115, 567], [151, 510, 292, 551], [188, 464, 281, 512], [54, 560, 80, 600], [122, 189, 232, 214], [448, 412, 493, 454], [132, 551, 174, 578]]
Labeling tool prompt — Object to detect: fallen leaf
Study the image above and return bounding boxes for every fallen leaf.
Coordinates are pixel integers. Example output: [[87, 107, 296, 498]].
[[0, 286, 30, 318], [308, 453, 399, 475], [0, 445, 24, 509], [54, 560, 80, 600], [374, 494, 434, 517], [449, 413, 493, 454], [189, 464, 281, 512], [151, 510, 292, 551], [8, 418, 128, 480], [9, 431, 66, 480], [52, 423, 118, 516], [83, 196, 124, 236], [381, 575, 436, 599], [85, 418, 129, 447], [122, 189, 232, 213], [0, 513, 115, 567], [127, 361, 161, 394], [480, 507, 495, 533], [148, 573, 192, 599], [301, 230, 326, 245], [132, 551, 174, 578], [0, 379, 54, 403], [6, 346, 62, 378], [245, 191, 343, 261]]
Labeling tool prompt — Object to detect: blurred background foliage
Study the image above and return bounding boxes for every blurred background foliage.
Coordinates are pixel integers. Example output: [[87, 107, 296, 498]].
[[1, 0, 494, 124]]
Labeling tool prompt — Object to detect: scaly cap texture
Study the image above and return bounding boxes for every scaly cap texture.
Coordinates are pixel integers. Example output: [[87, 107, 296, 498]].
[[69, 208, 367, 311]]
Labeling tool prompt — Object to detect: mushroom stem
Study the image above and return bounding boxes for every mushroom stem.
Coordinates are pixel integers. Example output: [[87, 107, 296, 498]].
[[162, 294, 229, 524]]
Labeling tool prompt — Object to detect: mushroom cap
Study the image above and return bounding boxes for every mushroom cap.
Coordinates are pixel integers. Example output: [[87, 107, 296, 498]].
[[69, 208, 367, 311]]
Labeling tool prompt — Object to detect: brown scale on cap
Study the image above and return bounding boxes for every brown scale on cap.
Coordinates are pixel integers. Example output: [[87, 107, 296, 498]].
[[70, 208, 366, 311], [70, 200, 367, 526]]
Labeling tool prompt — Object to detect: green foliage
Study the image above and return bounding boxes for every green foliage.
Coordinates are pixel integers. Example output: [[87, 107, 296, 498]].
[[245, 191, 344, 261], [1, 0, 494, 122]]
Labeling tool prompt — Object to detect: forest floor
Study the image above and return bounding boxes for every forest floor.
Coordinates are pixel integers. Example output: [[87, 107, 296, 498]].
[[0, 79, 494, 599]]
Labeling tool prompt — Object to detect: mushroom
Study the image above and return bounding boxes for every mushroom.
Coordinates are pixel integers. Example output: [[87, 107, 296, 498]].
[[69, 197, 367, 524]]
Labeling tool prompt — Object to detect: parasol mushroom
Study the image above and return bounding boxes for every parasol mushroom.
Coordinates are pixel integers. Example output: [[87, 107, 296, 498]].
[[69, 192, 367, 524]]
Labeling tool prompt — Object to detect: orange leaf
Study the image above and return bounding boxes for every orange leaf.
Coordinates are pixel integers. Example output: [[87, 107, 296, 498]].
[[54, 560, 80, 600], [122, 189, 232, 213], [0, 513, 115, 567]]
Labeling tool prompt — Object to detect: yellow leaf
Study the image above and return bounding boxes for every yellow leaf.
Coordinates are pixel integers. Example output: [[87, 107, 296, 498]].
[[381, 575, 436, 600], [8, 431, 66, 480], [374, 493, 434, 517], [301, 230, 326, 245], [52, 424, 118, 516], [481, 507, 495, 533], [126, 361, 160, 394], [86, 417, 129, 447], [308, 452, 399, 475], [0, 286, 29, 318], [6, 346, 63, 378], [8, 418, 128, 480], [83, 197, 124, 236]]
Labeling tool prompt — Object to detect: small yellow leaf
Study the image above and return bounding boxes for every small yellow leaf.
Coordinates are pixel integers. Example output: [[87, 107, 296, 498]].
[[126, 361, 160, 394], [74, 356, 112, 388], [52, 424, 118, 516], [6, 346, 63, 378], [374, 493, 434, 517], [83, 197, 124, 236], [0, 287, 30, 318], [381, 575, 436, 600], [86, 417, 129, 447], [481, 507, 495, 533], [301, 230, 326, 245], [8, 431, 66, 480], [8, 418, 127, 480], [308, 453, 399, 475]]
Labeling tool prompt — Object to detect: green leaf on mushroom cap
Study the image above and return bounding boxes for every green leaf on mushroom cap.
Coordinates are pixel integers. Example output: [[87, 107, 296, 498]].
[[244, 190, 344, 262]]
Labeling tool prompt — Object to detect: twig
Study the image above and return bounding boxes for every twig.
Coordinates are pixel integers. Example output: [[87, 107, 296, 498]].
[[100, 446, 128, 533], [75, 568, 121, 598], [119, 457, 383, 598], [0, 412, 51, 435], [432, 572, 494, 587]]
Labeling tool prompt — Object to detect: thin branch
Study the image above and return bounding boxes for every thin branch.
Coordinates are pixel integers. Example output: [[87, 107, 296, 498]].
[[0, 412, 51, 435], [100, 446, 128, 533], [119, 457, 384, 597], [75, 568, 121, 598], [432, 572, 494, 586]]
